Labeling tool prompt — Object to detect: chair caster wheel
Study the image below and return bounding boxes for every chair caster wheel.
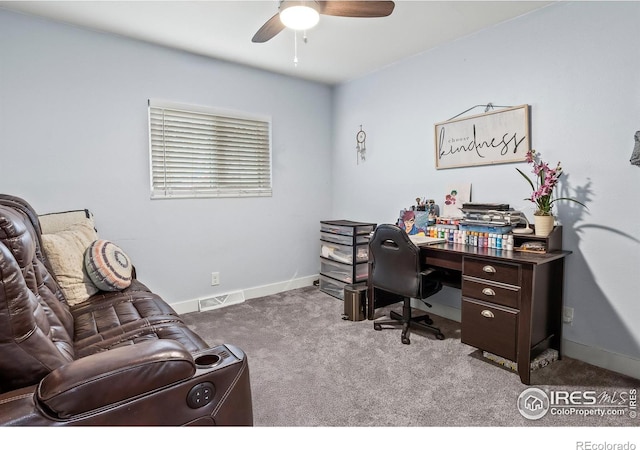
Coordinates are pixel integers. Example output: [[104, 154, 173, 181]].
[[401, 337, 410, 345], [374, 323, 382, 331], [435, 333, 445, 340]]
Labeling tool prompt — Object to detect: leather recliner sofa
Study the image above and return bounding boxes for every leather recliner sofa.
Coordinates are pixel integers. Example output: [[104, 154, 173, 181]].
[[0, 194, 252, 426]]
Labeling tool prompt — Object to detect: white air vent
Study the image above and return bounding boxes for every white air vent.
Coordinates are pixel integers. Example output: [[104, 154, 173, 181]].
[[198, 291, 245, 312]]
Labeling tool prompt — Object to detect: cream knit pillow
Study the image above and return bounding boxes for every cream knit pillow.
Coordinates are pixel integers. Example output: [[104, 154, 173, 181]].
[[41, 221, 99, 305]]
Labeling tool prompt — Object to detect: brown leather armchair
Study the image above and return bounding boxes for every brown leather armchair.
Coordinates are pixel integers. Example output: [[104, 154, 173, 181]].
[[0, 195, 252, 425]]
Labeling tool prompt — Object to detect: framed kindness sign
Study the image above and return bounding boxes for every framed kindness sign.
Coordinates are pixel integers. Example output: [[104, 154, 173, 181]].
[[434, 104, 531, 169]]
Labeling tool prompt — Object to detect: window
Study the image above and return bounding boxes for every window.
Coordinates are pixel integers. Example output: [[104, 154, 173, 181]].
[[148, 99, 272, 199]]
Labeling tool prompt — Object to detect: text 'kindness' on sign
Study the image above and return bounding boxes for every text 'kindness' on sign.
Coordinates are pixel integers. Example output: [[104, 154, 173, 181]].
[[434, 105, 530, 169]]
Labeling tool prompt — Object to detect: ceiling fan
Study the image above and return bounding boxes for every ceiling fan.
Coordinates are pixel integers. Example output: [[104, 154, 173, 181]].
[[252, 1, 396, 43]]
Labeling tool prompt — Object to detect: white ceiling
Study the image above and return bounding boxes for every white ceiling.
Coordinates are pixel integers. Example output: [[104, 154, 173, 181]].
[[0, 0, 554, 85]]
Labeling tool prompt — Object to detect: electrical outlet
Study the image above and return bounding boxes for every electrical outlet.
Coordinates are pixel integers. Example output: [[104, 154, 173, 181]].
[[562, 307, 574, 324], [211, 272, 220, 286]]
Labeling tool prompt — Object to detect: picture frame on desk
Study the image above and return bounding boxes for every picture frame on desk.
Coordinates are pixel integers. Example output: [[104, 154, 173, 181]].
[[434, 104, 531, 169], [397, 209, 430, 235]]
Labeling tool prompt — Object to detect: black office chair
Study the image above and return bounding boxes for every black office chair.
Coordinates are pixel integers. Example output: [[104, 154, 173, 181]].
[[369, 224, 445, 344]]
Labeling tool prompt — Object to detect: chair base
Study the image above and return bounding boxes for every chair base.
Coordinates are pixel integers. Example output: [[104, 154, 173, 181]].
[[374, 304, 445, 344]]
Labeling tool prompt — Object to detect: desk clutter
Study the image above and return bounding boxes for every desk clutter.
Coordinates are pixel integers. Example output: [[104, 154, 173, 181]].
[[398, 201, 548, 252], [426, 225, 516, 250]]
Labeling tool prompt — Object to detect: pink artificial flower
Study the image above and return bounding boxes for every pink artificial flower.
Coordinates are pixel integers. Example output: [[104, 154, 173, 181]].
[[525, 150, 535, 163], [516, 150, 586, 215]]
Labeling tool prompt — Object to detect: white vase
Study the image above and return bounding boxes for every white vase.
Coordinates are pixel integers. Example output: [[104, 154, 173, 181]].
[[534, 214, 554, 236]]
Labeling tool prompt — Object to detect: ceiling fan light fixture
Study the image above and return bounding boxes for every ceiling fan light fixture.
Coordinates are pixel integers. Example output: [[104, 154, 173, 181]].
[[279, 1, 320, 31]]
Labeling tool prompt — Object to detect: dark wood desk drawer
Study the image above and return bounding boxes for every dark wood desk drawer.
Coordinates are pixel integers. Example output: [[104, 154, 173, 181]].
[[462, 278, 520, 309], [463, 257, 520, 286], [425, 249, 463, 272], [461, 298, 518, 361]]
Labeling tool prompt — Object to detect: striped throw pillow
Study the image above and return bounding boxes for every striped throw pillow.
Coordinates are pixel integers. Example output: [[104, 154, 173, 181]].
[[84, 240, 132, 291]]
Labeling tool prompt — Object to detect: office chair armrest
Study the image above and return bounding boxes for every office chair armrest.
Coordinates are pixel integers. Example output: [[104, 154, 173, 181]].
[[420, 267, 444, 284], [419, 268, 443, 302]]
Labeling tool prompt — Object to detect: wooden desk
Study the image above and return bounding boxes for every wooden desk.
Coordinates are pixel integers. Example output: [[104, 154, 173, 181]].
[[368, 227, 570, 385]]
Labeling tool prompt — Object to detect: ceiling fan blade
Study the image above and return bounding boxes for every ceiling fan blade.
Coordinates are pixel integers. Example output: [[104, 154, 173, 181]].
[[317, 1, 395, 18], [252, 13, 286, 43]]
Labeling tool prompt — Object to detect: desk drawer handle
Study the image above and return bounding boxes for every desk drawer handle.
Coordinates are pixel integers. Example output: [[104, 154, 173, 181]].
[[482, 287, 496, 296], [482, 265, 496, 273], [481, 310, 495, 319]]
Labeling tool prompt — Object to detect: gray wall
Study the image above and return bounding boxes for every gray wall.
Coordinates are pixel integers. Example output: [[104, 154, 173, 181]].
[[332, 2, 640, 365], [0, 9, 333, 305]]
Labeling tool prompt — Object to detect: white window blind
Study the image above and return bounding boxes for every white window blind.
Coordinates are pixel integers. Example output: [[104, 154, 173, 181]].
[[148, 99, 272, 199]]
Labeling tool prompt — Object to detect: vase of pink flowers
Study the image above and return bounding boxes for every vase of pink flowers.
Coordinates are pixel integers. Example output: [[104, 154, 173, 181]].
[[516, 150, 586, 236]]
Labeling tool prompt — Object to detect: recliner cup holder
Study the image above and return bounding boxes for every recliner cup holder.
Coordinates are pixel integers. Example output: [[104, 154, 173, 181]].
[[194, 353, 222, 368]]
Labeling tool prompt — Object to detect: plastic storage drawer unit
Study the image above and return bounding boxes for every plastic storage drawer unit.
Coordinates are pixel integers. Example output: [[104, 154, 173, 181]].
[[319, 220, 376, 300]]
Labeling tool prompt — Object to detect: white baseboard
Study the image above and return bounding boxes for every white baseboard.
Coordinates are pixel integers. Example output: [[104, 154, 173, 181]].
[[562, 339, 640, 381], [170, 274, 318, 315], [243, 275, 318, 300]]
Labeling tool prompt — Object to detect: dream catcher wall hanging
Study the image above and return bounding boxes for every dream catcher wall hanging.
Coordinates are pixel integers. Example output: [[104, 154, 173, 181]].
[[356, 125, 366, 164]]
